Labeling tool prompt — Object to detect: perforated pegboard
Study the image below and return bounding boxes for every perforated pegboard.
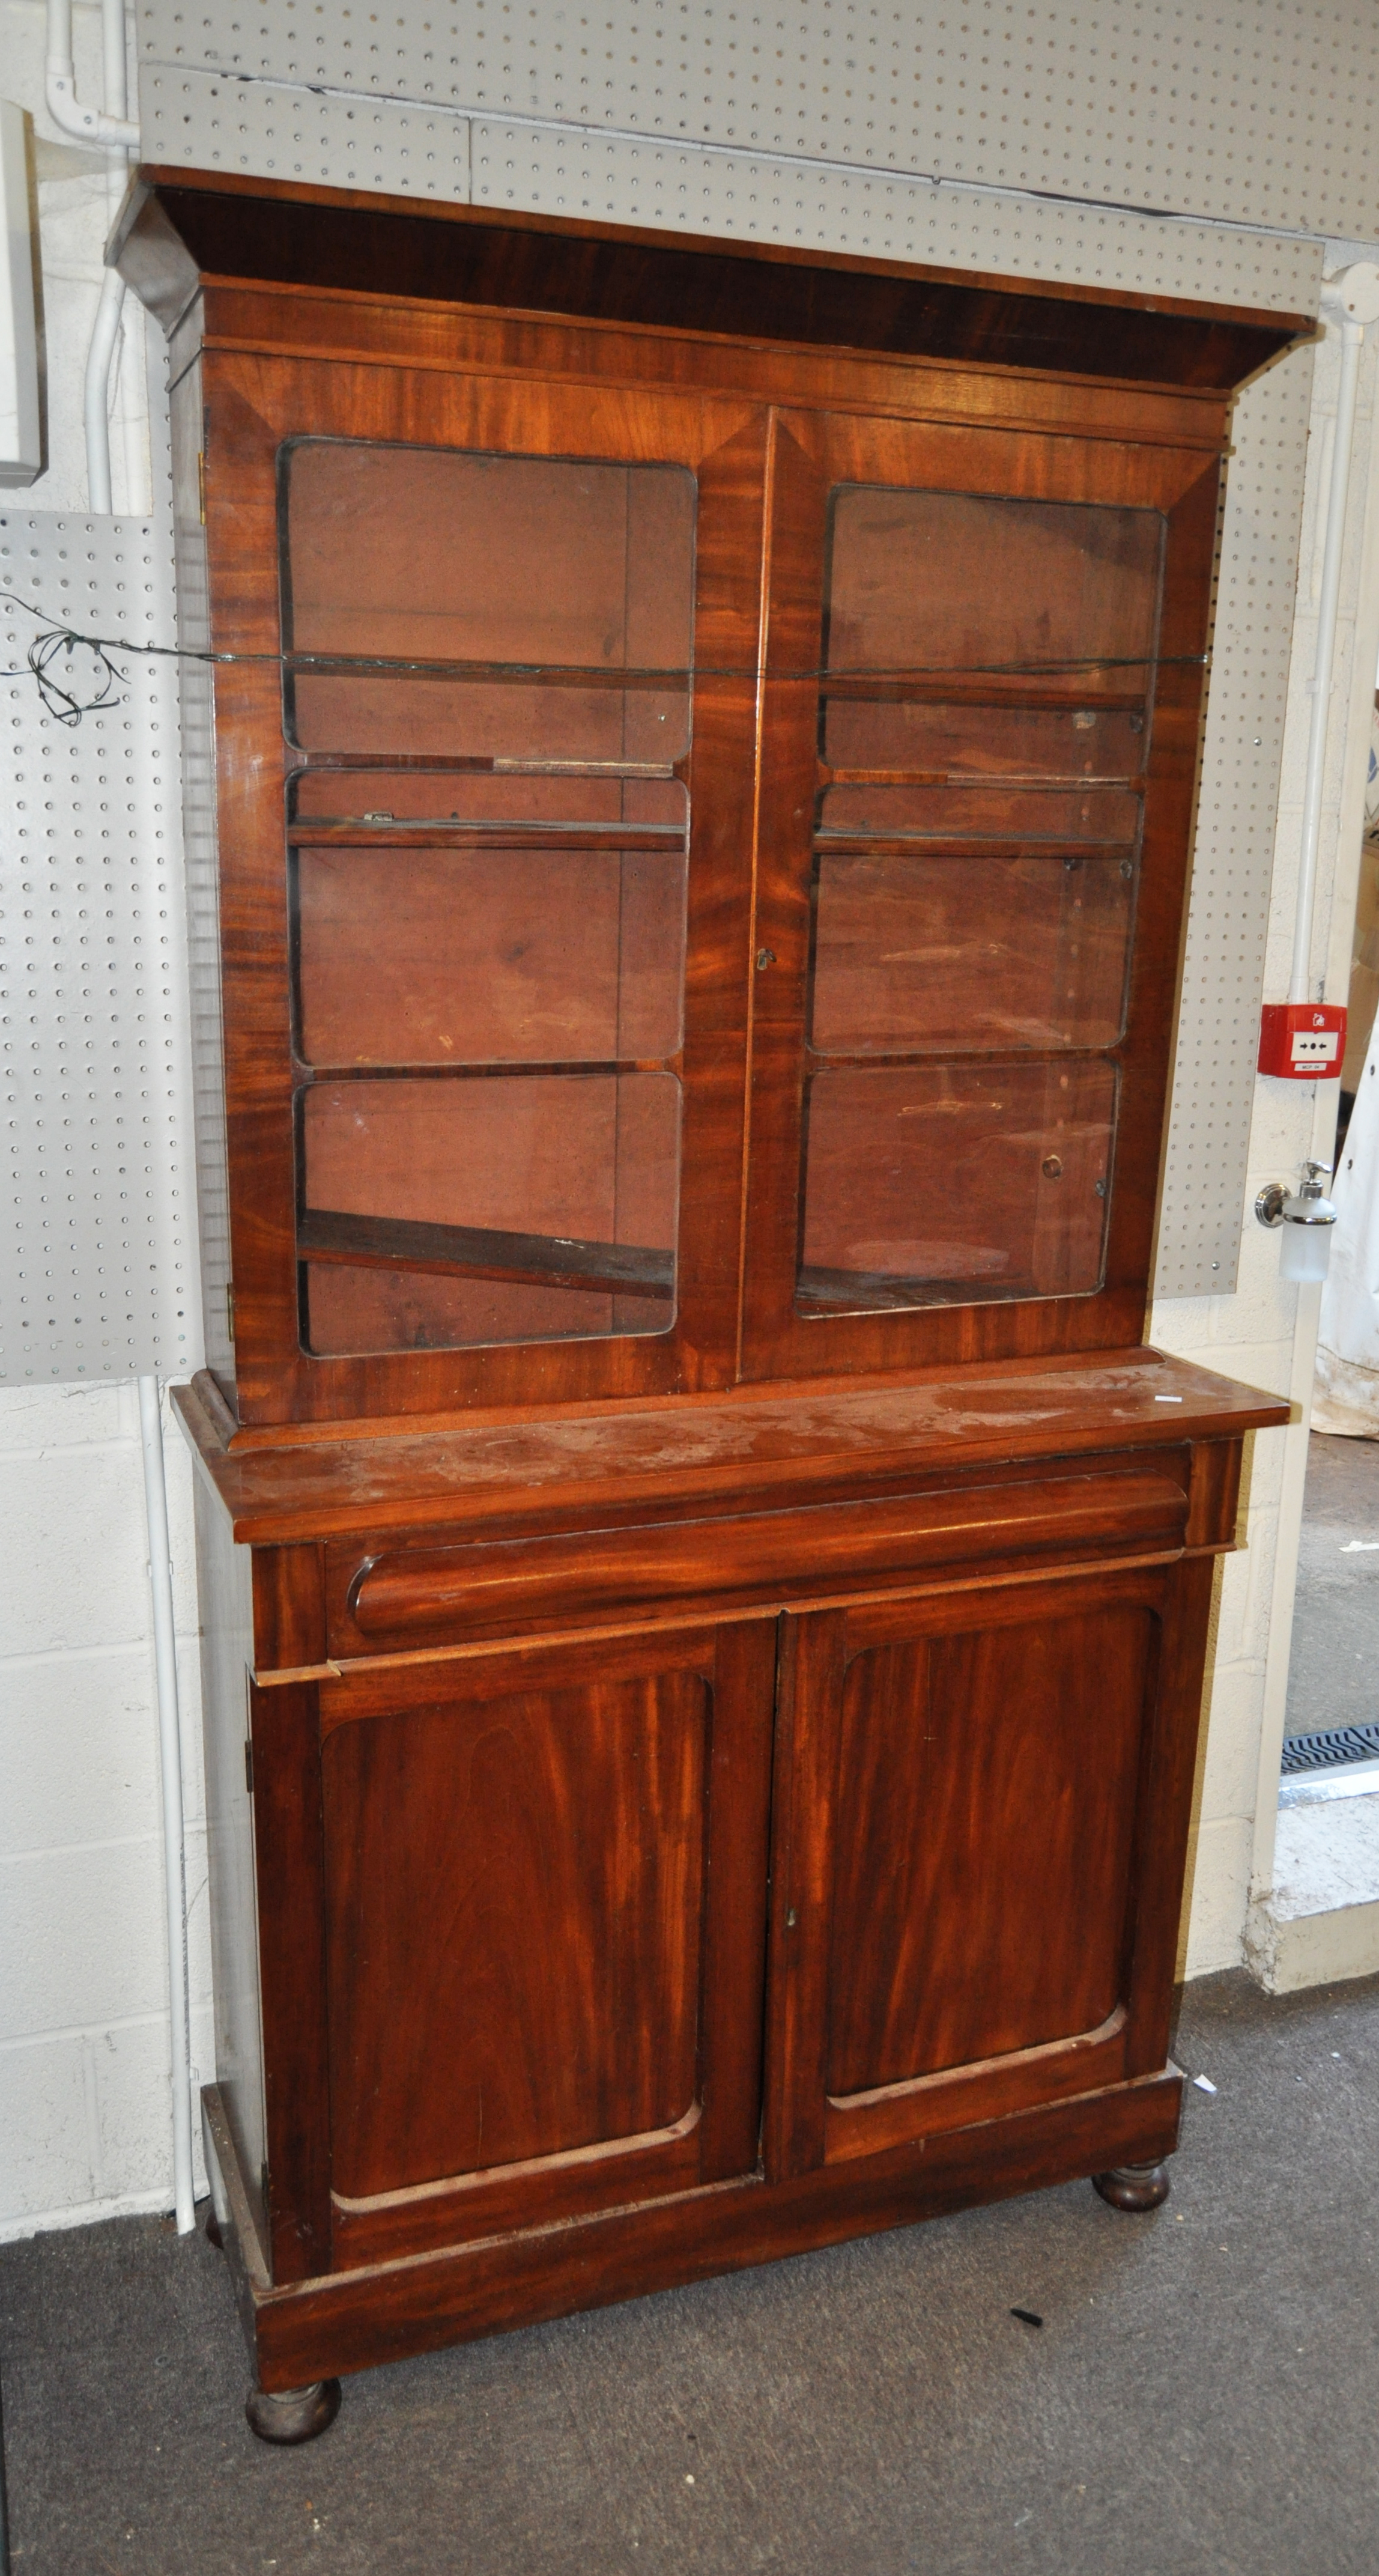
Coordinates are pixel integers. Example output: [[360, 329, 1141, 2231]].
[[129, 0, 1341, 1306], [140, 68, 470, 196], [1153, 341, 1318, 1296], [468, 121, 1321, 311], [0, 512, 198, 1382], [137, 0, 1379, 243]]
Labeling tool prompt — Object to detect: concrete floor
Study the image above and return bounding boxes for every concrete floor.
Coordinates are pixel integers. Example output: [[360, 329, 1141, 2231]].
[[1, 1969, 1377, 2576], [1285, 1432, 1379, 1738]]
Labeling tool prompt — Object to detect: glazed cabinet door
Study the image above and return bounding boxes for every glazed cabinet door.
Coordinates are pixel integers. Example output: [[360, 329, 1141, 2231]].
[[764, 1560, 1213, 2180], [740, 405, 1223, 1380], [195, 345, 771, 1423], [262, 1621, 775, 2273]]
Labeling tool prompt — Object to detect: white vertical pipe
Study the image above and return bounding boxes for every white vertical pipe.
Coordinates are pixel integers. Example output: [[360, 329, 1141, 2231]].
[[82, 270, 125, 512], [139, 1375, 195, 2235], [1290, 266, 1379, 1004], [77, 0, 133, 517]]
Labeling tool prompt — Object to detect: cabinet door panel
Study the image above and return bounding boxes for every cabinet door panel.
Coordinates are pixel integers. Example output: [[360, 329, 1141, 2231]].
[[741, 405, 1223, 1381], [319, 1620, 774, 2264], [326, 1672, 705, 2190], [766, 1563, 1208, 2180], [826, 1605, 1150, 2097], [201, 348, 767, 1424]]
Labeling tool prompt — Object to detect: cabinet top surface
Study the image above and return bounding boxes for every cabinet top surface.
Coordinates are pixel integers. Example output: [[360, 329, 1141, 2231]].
[[175, 1353, 1290, 1545]]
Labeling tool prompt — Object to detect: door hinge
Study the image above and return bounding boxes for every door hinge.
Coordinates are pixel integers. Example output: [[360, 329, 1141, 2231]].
[[197, 449, 206, 526], [225, 1280, 235, 1344], [244, 1738, 254, 1795]]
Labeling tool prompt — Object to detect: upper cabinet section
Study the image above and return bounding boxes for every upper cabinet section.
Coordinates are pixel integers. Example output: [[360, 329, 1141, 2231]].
[[120, 173, 1308, 1428]]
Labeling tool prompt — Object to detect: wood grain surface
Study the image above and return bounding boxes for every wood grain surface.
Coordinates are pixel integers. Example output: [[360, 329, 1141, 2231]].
[[137, 177, 1298, 2408]]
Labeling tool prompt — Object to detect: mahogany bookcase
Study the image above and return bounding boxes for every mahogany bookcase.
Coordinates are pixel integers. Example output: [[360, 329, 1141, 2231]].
[[117, 169, 1300, 2441]]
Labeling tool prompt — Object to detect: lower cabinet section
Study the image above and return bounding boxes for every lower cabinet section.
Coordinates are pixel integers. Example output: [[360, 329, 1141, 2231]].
[[237, 1549, 1214, 2324]]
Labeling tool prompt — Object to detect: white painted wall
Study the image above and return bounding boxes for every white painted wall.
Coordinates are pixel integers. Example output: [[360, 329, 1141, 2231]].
[[4, 0, 1379, 2240], [1154, 308, 1379, 1972], [1, 1, 208, 2243], [2, 0, 151, 515], [0, 1380, 210, 2238]]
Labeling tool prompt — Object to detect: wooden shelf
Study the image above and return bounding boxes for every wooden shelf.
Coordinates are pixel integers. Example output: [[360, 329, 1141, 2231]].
[[299, 1207, 676, 1300]]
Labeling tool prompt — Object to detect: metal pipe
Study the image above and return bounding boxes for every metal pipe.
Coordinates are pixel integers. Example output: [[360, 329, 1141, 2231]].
[[1290, 264, 1379, 1004], [139, 1375, 196, 2236], [82, 265, 125, 512], [52, 0, 138, 514]]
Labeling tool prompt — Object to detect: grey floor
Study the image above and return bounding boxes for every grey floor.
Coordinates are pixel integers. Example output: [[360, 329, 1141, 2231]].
[[1286, 1431, 1379, 1736], [2, 1969, 1377, 2576]]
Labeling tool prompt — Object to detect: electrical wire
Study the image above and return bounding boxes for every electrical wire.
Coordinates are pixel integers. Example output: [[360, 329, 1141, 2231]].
[[0, 587, 1208, 730]]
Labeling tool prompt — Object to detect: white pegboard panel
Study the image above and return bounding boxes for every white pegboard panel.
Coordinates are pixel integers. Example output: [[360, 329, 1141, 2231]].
[[0, 514, 198, 1382], [470, 121, 1322, 312], [136, 0, 1379, 246], [1154, 341, 1318, 1298], [140, 67, 470, 197]]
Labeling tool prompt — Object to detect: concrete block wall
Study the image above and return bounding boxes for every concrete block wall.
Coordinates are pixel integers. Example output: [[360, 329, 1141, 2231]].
[[0, 1381, 210, 2241]]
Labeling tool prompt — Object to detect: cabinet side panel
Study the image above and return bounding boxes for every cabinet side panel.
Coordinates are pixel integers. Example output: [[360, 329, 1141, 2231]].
[[172, 340, 235, 1399], [193, 1475, 265, 2240]]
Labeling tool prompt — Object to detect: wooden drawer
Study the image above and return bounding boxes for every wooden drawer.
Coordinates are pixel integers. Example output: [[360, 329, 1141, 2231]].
[[325, 1452, 1190, 1656]]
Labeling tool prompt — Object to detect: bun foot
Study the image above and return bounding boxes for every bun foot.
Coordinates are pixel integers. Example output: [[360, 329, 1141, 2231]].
[[1093, 2159, 1171, 2213], [245, 2380, 342, 2445]]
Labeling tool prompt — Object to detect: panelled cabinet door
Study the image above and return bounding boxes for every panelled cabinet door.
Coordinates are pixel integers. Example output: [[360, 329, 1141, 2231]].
[[741, 406, 1223, 1380], [314, 1621, 775, 2268], [763, 1561, 1213, 2181]]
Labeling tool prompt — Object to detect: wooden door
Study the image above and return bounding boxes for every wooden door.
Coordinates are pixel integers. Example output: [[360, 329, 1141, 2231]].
[[739, 406, 1225, 1381], [763, 1560, 1214, 2180], [311, 1621, 774, 2268], [196, 342, 769, 1423]]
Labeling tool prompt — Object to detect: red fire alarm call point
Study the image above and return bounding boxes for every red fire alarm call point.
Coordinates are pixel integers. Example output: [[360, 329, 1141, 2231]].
[[1257, 1001, 1347, 1080]]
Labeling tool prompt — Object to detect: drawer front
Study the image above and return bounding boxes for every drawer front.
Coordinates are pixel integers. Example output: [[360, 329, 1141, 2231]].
[[326, 1452, 1189, 1656]]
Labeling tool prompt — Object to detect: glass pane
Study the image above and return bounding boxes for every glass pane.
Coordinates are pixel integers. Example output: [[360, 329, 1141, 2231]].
[[301, 1072, 680, 1355], [797, 1060, 1115, 1312], [285, 443, 694, 760], [817, 786, 1141, 842], [811, 852, 1135, 1056], [797, 485, 1162, 1316], [823, 487, 1162, 683], [823, 699, 1147, 779], [291, 772, 685, 827], [295, 845, 686, 1066]]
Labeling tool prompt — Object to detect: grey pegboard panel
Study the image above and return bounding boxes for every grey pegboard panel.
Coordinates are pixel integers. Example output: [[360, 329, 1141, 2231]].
[[469, 121, 1321, 311], [137, 0, 1379, 244], [140, 67, 470, 196], [1154, 341, 1318, 1298], [0, 513, 198, 1382]]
